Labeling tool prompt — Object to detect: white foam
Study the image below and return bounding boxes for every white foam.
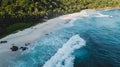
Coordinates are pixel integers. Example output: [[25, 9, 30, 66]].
[[85, 10, 111, 17], [43, 35, 86, 67], [66, 18, 78, 27], [90, 13, 110, 17], [95, 13, 111, 17]]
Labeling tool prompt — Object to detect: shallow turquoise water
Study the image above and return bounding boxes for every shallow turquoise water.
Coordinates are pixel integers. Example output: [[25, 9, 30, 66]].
[[9, 9, 120, 67]]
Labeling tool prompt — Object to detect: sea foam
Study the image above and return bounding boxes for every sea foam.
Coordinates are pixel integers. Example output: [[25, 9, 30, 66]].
[[42, 35, 86, 67]]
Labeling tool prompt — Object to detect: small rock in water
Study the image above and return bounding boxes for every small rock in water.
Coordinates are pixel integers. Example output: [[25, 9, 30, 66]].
[[10, 46, 19, 51]]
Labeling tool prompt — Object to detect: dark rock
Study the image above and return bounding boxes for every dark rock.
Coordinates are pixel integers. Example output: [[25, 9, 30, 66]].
[[45, 34, 49, 35], [23, 47, 27, 51], [62, 61, 65, 65], [0, 41, 7, 44], [20, 47, 24, 49], [10, 46, 18, 51], [22, 47, 28, 51], [20, 47, 28, 51], [25, 43, 30, 46]]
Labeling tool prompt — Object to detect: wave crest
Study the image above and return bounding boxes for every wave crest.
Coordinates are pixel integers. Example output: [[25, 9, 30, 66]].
[[43, 34, 86, 67]]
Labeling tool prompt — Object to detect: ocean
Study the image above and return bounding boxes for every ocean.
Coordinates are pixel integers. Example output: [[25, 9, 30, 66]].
[[9, 9, 120, 67]]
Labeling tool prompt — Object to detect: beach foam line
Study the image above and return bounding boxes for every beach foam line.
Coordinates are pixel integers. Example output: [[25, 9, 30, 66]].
[[42, 34, 86, 67], [85, 10, 111, 17]]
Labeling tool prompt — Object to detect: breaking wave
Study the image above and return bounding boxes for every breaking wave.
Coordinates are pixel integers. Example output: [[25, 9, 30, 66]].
[[43, 35, 85, 67]]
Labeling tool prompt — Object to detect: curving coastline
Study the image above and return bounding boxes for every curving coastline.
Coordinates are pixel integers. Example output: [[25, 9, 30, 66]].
[[0, 9, 89, 67], [0, 8, 120, 67]]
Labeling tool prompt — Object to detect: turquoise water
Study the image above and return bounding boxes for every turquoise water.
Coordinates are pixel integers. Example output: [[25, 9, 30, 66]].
[[9, 9, 120, 67]]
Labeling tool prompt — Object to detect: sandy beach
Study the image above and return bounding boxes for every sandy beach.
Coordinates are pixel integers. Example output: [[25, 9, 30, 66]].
[[0, 10, 88, 67]]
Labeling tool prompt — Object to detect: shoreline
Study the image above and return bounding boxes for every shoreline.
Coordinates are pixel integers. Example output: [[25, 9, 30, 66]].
[[0, 7, 120, 39], [0, 10, 88, 66], [0, 7, 119, 54], [0, 8, 119, 66], [0, 9, 88, 53], [0, 10, 87, 67]]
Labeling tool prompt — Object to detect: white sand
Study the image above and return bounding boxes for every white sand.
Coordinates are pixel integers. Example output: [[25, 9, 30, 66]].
[[0, 9, 89, 67], [0, 10, 88, 54]]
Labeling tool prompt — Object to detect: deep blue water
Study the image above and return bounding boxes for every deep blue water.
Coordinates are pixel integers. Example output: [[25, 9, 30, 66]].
[[9, 9, 120, 67]]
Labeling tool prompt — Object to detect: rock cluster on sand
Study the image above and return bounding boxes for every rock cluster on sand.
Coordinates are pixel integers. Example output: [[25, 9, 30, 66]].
[[10, 46, 19, 51], [10, 43, 30, 51]]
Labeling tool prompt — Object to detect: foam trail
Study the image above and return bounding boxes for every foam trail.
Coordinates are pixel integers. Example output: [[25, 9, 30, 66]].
[[96, 13, 111, 17], [43, 35, 86, 67], [64, 18, 77, 27], [87, 10, 111, 17]]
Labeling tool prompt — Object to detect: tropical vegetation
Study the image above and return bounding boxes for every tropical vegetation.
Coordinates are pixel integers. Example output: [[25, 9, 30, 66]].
[[0, 0, 120, 38]]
